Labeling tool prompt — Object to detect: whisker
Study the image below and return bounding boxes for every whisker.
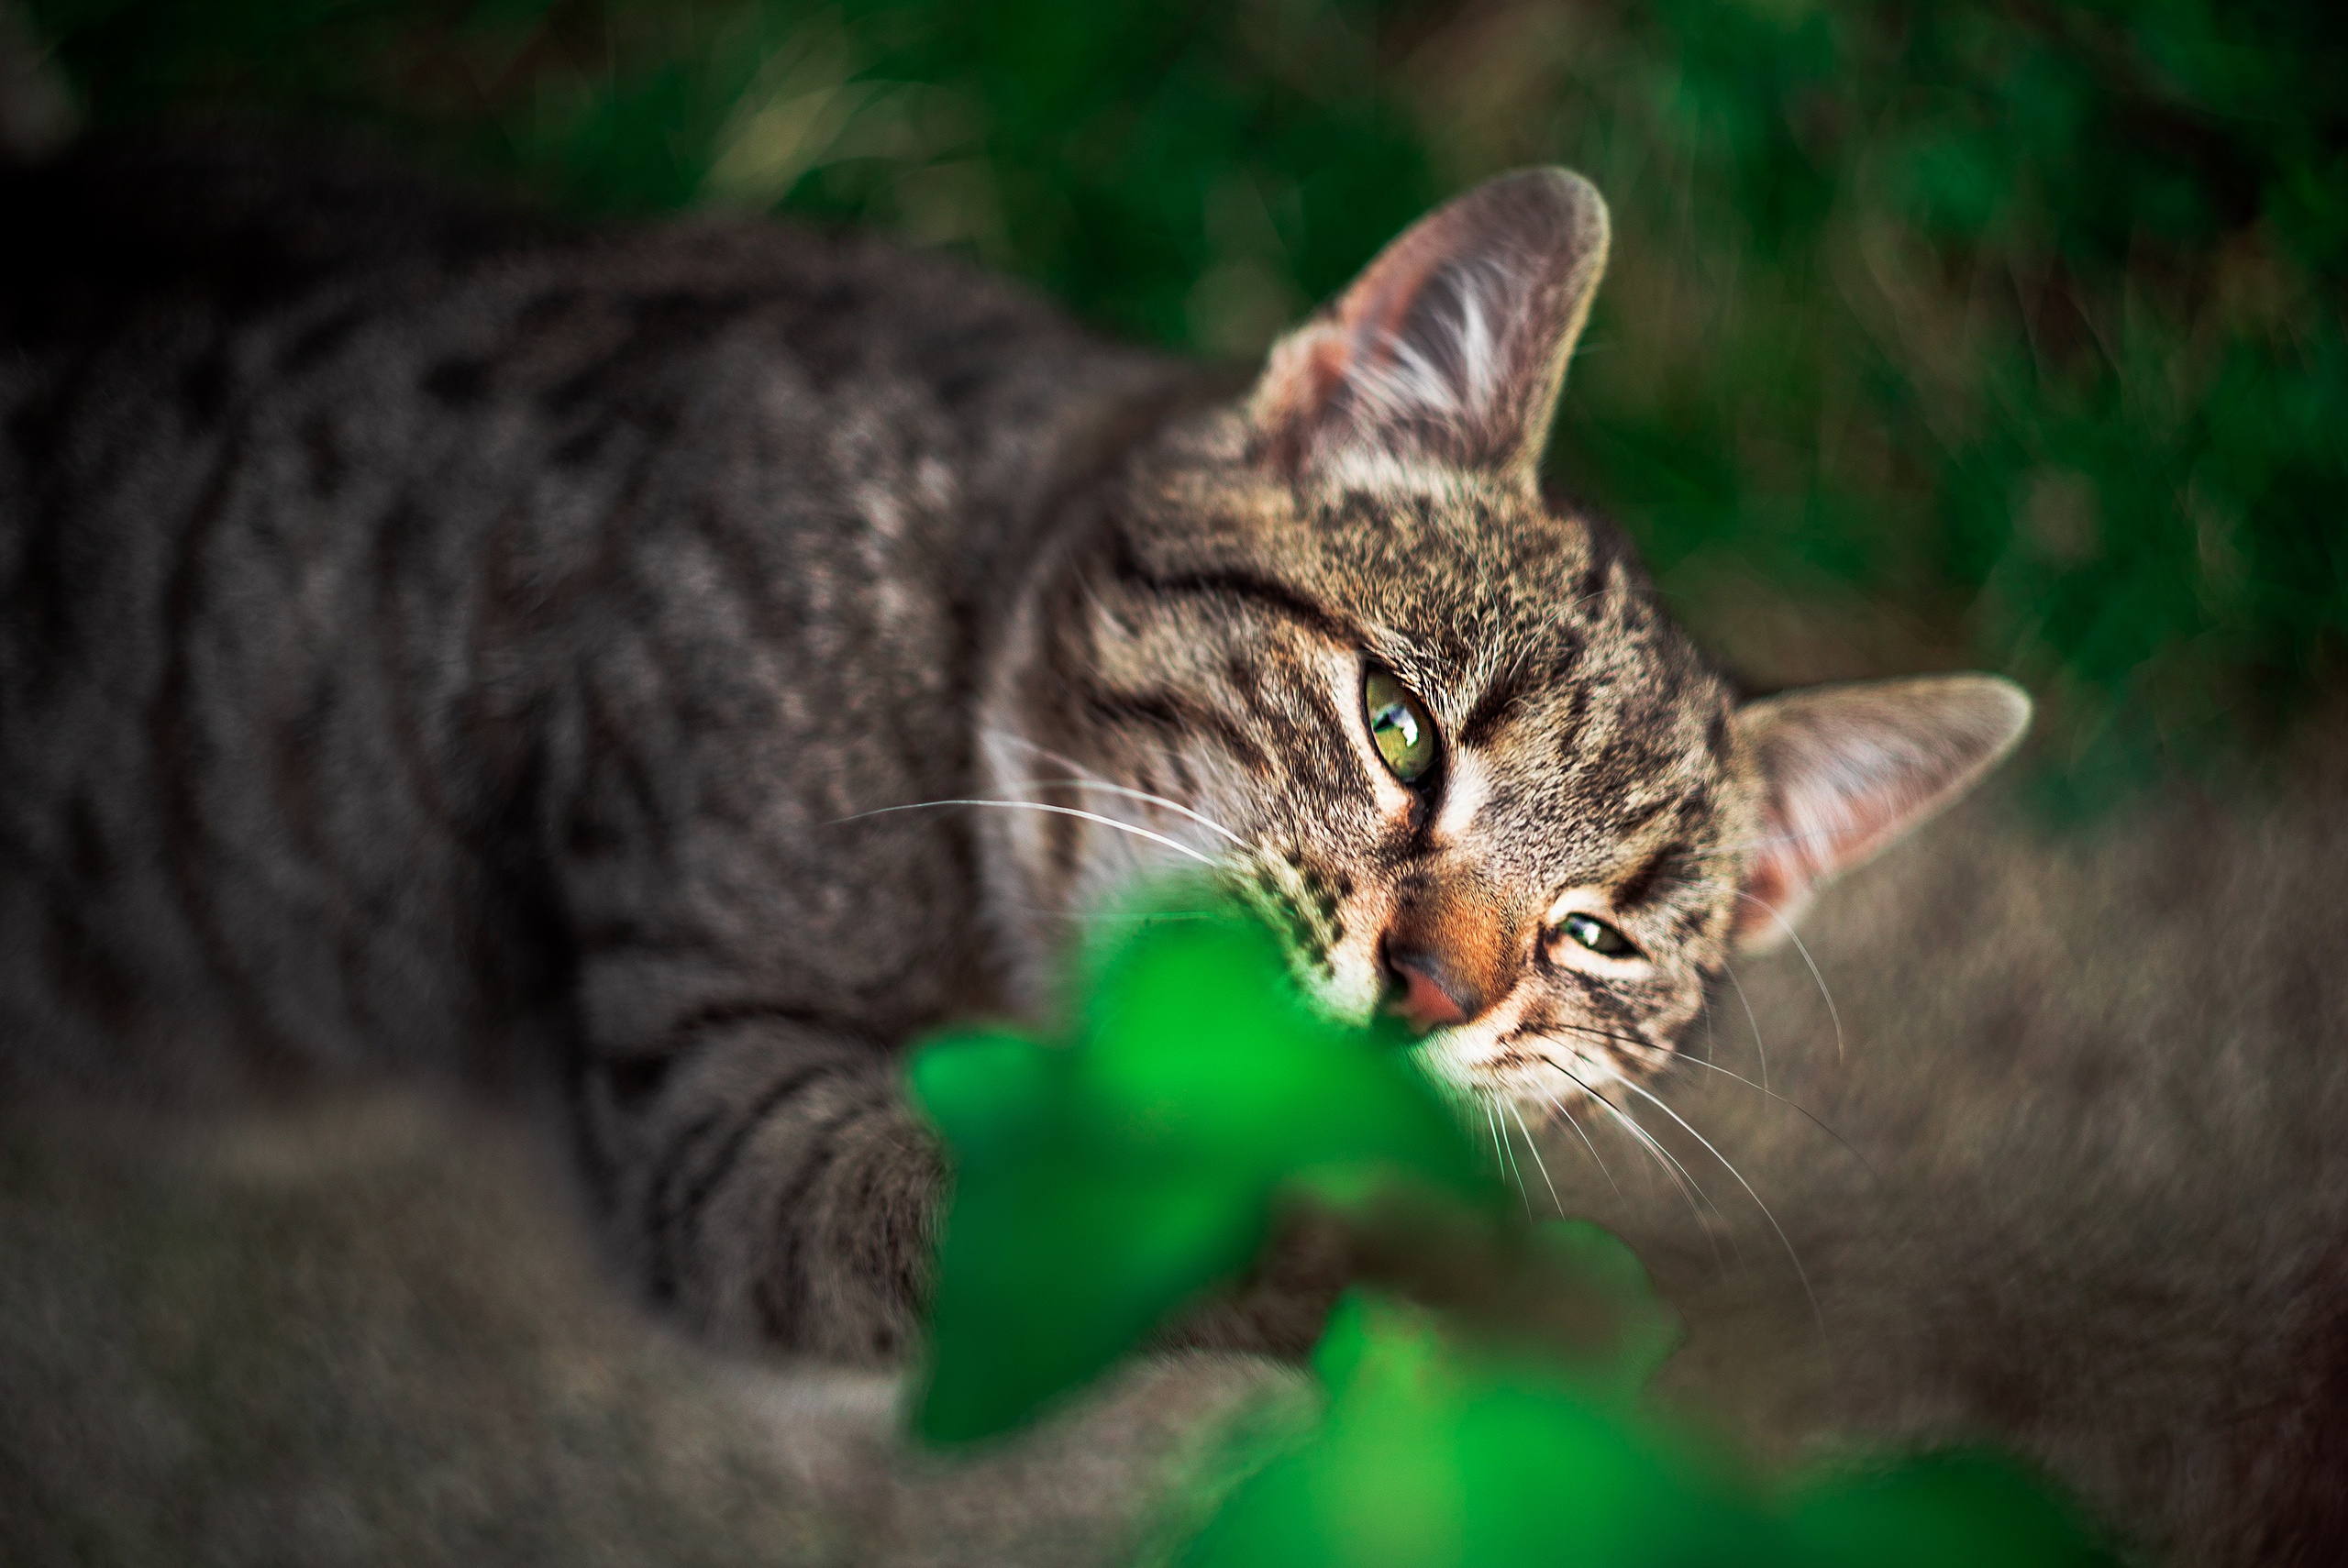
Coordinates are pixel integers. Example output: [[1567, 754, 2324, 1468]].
[[1536, 1021, 1864, 1175], [1562, 1066, 1726, 1266], [1612, 1074, 1824, 1340], [1534, 1086, 1621, 1199], [1732, 889, 1845, 1062], [1546, 1019, 1674, 1060], [831, 800, 1219, 868], [1481, 1099, 1513, 1193], [1722, 958, 1771, 1089], [1667, 1055, 1877, 1178], [1491, 1099, 1534, 1219], [1023, 778, 1248, 846], [983, 731, 1248, 847], [1506, 1099, 1562, 1216]]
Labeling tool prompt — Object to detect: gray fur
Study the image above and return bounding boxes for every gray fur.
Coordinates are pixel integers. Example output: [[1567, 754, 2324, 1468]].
[[2, 137, 1195, 1362], [2, 144, 2016, 1372]]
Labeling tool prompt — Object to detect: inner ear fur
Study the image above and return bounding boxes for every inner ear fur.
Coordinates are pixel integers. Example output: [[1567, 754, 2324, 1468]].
[[1248, 167, 1610, 480], [1732, 674, 2032, 949]]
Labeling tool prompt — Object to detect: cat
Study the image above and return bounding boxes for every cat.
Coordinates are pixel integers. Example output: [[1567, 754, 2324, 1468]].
[[0, 133, 2027, 1375]]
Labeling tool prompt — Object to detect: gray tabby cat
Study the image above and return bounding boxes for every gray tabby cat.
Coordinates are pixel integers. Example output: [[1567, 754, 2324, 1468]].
[[0, 138, 2025, 1365]]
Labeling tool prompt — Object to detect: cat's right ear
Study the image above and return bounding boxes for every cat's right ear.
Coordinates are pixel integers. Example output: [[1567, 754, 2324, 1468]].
[[1247, 168, 1610, 482], [1730, 674, 2032, 950]]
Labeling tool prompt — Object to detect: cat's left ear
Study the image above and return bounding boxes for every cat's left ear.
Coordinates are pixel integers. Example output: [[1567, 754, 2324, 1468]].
[[1730, 675, 2032, 949], [1248, 167, 1610, 480]]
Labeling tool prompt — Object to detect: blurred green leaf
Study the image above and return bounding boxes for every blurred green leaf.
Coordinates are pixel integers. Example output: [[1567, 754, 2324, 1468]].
[[1187, 1289, 2113, 1568], [906, 891, 1492, 1445], [1787, 1451, 2115, 1568], [910, 889, 2111, 1566]]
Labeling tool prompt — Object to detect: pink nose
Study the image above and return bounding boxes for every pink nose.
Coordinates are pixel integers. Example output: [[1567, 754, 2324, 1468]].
[[1379, 874, 1512, 1034], [1385, 948, 1476, 1032]]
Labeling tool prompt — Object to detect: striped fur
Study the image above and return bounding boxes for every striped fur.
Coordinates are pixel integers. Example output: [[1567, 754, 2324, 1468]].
[[1, 144, 2019, 1364]]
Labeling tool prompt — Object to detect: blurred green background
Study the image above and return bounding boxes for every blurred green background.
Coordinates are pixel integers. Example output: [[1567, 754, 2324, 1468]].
[[23, 0, 2347, 808]]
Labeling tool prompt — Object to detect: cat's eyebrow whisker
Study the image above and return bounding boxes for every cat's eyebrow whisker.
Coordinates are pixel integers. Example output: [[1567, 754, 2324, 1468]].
[[1665, 1054, 1877, 1178], [1506, 1099, 1562, 1215], [831, 800, 1220, 868], [1611, 1073, 1825, 1341], [982, 731, 1248, 847], [1733, 889, 1845, 1062]]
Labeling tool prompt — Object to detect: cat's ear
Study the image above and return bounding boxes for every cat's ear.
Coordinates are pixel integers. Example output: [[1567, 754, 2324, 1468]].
[[1731, 675, 2032, 949], [1248, 167, 1610, 480]]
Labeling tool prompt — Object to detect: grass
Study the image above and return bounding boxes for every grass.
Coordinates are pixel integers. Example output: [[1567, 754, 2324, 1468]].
[[27, 0, 2348, 810]]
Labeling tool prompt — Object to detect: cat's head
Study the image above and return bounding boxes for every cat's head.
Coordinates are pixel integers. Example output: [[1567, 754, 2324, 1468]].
[[982, 169, 2028, 1121]]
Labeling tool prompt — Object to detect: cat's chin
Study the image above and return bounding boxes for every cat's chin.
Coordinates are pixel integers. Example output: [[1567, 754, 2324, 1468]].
[[1411, 1001, 1651, 1130]]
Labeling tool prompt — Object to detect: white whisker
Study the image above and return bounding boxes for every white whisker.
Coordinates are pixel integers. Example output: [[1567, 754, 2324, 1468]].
[[1733, 889, 1845, 1061], [1722, 958, 1771, 1089], [1506, 1099, 1561, 1216], [1026, 778, 1247, 846], [1613, 1074, 1823, 1339], [1535, 1085, 1621, 1199], [984, 730, 1248, 846], [1490, 1098, 1533, 1219], [1563, 1066, 1725, 1266], [1667, 1055, 1877, 1177], [1482, 1099, 1512, 1190], [832, 800, 1219, 867]]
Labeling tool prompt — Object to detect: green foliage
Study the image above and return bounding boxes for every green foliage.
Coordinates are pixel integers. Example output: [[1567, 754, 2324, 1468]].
[[906, 891, 1486, 1443], [26, 1, 2346, 801], [910, 891, 2113, 1565], [1186, 1294, 2109, 1568]]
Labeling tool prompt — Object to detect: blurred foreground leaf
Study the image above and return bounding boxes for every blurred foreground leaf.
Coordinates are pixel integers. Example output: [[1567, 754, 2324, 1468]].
[[913, 885, 2113, 1565], [1185, 1292, 2112, 1568], [906, 891, 1490, 1444]]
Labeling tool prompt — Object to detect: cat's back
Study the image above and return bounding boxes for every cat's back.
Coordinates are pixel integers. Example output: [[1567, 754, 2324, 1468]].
[[0, 135, 1186, 1098]]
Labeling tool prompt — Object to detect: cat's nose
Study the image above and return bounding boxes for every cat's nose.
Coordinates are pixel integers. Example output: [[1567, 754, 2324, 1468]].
[[1379, 875, 1514, 1034], [1383, 944, 1484, 1032]]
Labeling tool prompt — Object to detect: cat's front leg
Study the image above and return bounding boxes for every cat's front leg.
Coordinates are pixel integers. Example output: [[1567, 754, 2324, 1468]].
[[533, 570, 978, 1364], [571, 1009, 941, 1363]]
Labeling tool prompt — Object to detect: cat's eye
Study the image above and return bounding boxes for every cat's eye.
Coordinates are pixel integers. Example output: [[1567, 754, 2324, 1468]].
[[1363, 668, 1439, 786], [1560, 911, 1638, 959]]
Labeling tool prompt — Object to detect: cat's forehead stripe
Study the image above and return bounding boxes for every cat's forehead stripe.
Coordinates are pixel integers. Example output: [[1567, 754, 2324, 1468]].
[[1105, 523, 1357, 645]]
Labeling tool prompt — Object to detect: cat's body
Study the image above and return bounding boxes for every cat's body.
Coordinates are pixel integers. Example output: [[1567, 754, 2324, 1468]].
[[4, 137, 1223, 1358], [7, 134, 2033, 1421]]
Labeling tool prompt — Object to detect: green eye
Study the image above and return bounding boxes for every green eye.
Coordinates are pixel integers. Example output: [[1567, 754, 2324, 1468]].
[[1364, 668, 1439, 785], [1561, 911, 1638, 959]]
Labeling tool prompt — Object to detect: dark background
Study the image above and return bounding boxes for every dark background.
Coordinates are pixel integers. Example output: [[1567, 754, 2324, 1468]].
[[24, 0, 2348, 810]]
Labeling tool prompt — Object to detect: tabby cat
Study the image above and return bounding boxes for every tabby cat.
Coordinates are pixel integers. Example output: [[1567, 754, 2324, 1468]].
[[0, 137, 2025, 1365]]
